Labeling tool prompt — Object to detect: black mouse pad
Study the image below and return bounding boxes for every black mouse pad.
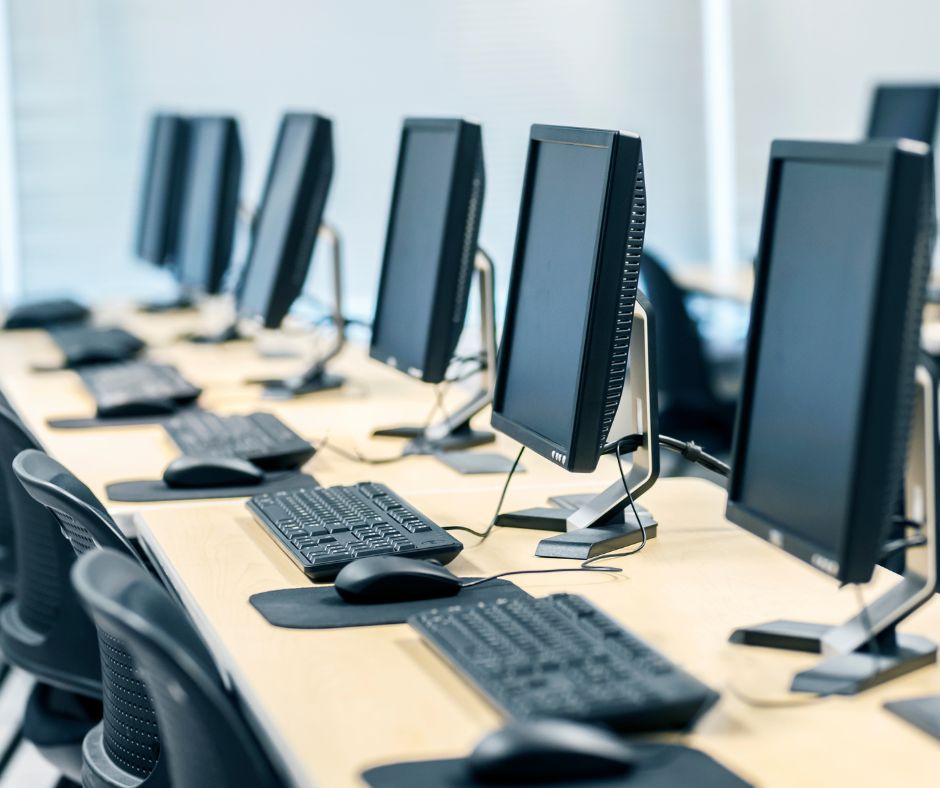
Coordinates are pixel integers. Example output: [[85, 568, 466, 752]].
[[106, 471, 316, 503], [361, 744, 751, 788], [885, 696, 940, 741], [250, 579, 528, 629]]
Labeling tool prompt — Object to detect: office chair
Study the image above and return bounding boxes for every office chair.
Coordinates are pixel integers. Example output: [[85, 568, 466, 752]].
[[640, 251, 738, 455], [0, 406, 102, 783], [72, 549, 284, 788], [12, 449, 169, 787]]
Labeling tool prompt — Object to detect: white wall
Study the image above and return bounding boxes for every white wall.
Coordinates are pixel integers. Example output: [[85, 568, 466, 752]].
[[731, 0, 940, 255], [7, 0, 708, 318]]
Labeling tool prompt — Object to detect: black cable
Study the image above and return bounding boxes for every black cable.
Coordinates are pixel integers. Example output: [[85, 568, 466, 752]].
[[444, 446, 525, 539], [659, 435, 731, 477], [318, 438, 406, 466], [460, 437, 649, 585], [880, 534, 928, 562]]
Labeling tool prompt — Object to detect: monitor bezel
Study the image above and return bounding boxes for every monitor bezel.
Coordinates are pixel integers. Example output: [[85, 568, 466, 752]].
[[726, 138, 931, 584], [369, 117, 484, 384], [176, 115, 243, 296], [491, 124, 643, 473], [237, 112, 334, 328]]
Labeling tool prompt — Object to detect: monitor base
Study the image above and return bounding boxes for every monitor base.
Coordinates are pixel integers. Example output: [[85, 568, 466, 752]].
[[187, 322, 245, 345], [256, 369, 345, 399], [372, 421, 508, 475], [536, 512, 657, 559], [885, 695, 940, 741], [138, 294, 195, 313], [730, 620, 937, 695], [496, 499, 655, 533]]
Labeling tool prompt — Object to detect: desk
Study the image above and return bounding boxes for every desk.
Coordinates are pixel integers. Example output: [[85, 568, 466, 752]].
[[0, 311, 617, 532], [137, 478, 940, 788]]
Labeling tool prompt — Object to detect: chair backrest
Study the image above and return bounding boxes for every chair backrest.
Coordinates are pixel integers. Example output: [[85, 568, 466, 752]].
[[72, 550, 283, 788], [640, 251, 720, 413], [13, 448, 165, 783], [0, 406, 100, 695]]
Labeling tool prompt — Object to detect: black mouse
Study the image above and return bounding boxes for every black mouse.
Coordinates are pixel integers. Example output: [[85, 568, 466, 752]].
[[97, 398, 179, 419], [333, 555, 462, 603], [162, 456, 264, 489], [469, 719, 638, 784]]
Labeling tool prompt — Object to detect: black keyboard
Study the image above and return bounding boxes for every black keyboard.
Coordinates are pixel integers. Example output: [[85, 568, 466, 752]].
[[50, 325, 145, 366], [164, 411, 315, 471], [4, 298, 88, 329], [410, 593, 718, 732], [78, 361, 202, 418], [248, 483, 463, 580]]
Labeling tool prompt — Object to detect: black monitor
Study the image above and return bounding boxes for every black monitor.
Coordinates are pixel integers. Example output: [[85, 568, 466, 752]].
[[174, 116, 242, 296], [867, 84, 940, 144], [492, 125, 648, 473], [135, 113, 191, 265], [490, 125, 658, 559], [726, 139, 937, 695], [370, 118, 484, 384], [237, 113, 334, 329], [728, 139, 932, 584]]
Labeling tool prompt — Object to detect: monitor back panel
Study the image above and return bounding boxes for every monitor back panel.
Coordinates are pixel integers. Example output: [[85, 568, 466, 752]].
[[867, 84, 940, 144]]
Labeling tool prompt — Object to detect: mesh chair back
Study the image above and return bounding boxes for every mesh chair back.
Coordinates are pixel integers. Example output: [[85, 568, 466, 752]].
[[13, 449, 164, 782], [0, 407, 100, 695], [72, 550, 282, 788]]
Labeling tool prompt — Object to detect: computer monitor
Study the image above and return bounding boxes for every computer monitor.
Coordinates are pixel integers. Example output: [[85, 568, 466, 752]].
[[867, 84, 940, 144], [370, 118, 484, 385], [237, 113, 334, 329], [174, 116, 243, 296], [726, 138, 936, 694], [135, 113, 191, 265], [491, 124, 659, 558]]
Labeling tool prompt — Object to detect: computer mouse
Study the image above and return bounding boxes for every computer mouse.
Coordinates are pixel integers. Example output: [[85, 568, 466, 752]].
[[162, 456, 264, 489], [468, 719, 638, 784], [333, 555, 463, 603], [96, 399, 179, 419]]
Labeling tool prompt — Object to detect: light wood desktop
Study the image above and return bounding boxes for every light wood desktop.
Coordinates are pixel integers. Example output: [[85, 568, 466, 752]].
[[4, 306, 940, 786], [0, 311, 597, 532], [136, 478, 940, 788]]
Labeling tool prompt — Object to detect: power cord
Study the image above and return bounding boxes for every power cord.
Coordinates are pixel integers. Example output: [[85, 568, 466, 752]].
[[658, 435, 731, 477], [453, 437, 651, 585], [444, 446, 525, 539]]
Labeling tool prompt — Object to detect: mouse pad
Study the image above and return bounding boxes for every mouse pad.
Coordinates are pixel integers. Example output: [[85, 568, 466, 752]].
[[106, 471, 316, 503], [362, 744, 751, 788], [250, 579, 528, 629]]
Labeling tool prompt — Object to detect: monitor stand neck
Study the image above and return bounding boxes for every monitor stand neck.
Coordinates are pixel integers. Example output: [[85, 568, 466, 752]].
[[730, 362, 938, 695], [254, 223, 347, 399], [186, 209, 257, 344], [495, 297, 662, 560], [372, 249, 505, 472]]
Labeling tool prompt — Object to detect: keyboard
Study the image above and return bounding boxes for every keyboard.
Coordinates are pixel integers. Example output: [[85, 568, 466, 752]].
[[50, 325, 145, 366], [248, 483, 464, 580], [4, 298, 88, 329], [78, 361, 202, 418], [410, 593, 718, 732], [164, 411, 315, 471]]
